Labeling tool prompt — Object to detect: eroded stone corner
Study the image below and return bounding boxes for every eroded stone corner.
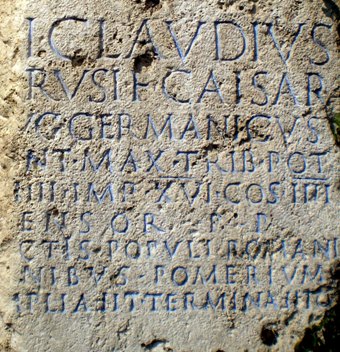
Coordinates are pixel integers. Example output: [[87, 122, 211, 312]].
[[0, 0, 26, 350]]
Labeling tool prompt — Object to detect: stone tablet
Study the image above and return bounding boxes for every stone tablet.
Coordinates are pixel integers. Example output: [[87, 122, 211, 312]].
[[0, 0, 339, 351]]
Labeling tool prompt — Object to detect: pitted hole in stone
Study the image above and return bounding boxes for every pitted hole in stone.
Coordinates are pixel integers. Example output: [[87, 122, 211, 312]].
[[141, 339, 168, 350], [38, 50, 47, 58], [260, 324, 278, 346], [71, 49, 87, 67], [134, 50, 156, 73], [145, 0, 160, 9]]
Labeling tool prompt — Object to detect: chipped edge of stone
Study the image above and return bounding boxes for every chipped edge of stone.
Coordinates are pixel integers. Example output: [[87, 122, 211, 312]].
[[0, 0, 25, 350]]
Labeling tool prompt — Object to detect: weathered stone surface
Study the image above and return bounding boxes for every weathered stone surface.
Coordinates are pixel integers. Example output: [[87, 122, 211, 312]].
[[0, 0, 339, 351]]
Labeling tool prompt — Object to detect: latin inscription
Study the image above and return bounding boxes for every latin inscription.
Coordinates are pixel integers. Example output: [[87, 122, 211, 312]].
[[14, 16, 339, 317]]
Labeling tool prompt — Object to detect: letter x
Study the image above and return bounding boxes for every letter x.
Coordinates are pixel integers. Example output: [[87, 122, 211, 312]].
[[147, 150, 164, 172]]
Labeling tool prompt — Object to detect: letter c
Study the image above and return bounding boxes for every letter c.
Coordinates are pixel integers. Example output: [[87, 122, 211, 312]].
[[162, 69, 192, 104], [224, 183, 241, 204]]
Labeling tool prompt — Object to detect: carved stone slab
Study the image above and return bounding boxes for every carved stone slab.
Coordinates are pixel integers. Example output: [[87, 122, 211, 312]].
[[0, 0, 339, 351]]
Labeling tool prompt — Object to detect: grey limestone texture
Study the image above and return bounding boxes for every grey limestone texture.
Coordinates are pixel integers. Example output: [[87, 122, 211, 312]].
[[0, 0, 339, 351]]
